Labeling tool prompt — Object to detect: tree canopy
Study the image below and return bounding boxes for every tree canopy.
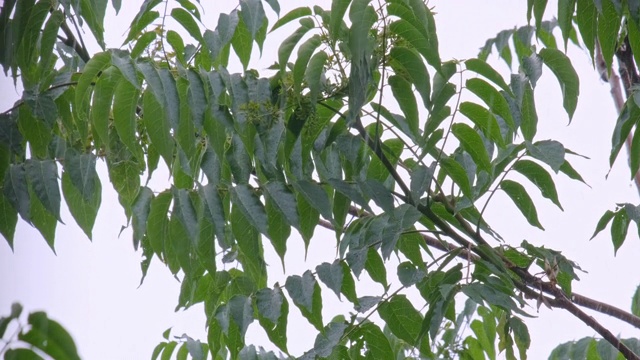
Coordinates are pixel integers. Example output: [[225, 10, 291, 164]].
[[1, 0, 640, 359]]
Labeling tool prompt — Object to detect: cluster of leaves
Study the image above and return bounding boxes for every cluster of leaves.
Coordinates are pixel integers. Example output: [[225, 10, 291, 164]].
[[1, 0, 639, 359], [0, 303, 81, 359]]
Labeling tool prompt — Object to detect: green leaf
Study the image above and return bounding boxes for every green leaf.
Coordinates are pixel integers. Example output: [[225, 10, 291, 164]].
[[316, 260, 343, 299], [466, 78, 515, 130], [270, 7, 311, 33], [131, 31, 156, 59], [91, 66, 120, 148], [557, 0, 576, 49], [357, 323, 395, 359], [277, 19, 314, 74], [378, 295, 423, 346], [172, 8, 202, 41], [111, 51, 140, 90], [132, 187, 154, 249], [632, 285, 640, 317], [285, 270, 323, 330], [610, 99, 640, 168], [0, 193, 17, 248], [440, 156, 473, 199], [263, 181, 300, 229], [61, 172, 101, 240], [389, 46, 431, 108], [293, 35, 322, 94], [629, 122, 640, 179], [611, 210, 629, 254], [538, 48, 580, 121], [465, 58, 512, 95], [459, 102, 504, 147], [125, 9, 159, 44], [559, 160, 587, 184], [509, 317, 530, 360], [575, 0, 597, 59], [25, 160, 61, 222], [526, 140, 565, 173], [64, 152, 99, 203], [389, 75, 419, 138], [305, 51, 328, 102], [76, 52, 112, 123], [228, 295, 254, 338], [293, 180, 333, 223], [199, 184, 230, 250], [113, 77, 142, 161], [591, 209, 615, 240], [231, 184, 269, 236], [240, 0, 266, 40], [231, 15, 253, 70], [4, 348, 45, 360], [231, 204, 267, 288], [142, 90, 174, 169], [365, 248, 387, 288], [147, 191, 172, 258], [266, 196, 290, 265], [597, 0, 620, 76], [500, 179, 544, 230], [520, 82, 538, 141], [452, 123, 492, 172], [330, 0, 351, 43], [314, 320, 347, 357], [256, 287, 289, 353], [512, 160, 562, 210], [3, 164, 30, 223], [18, 312, 80, 360]]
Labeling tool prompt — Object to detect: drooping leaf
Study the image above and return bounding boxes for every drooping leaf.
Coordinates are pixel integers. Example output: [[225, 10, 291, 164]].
[[172, 7, 202, 41], [132, 187, 154, 249], [231, 184, 269, 236], [500, 179, 544, 230], [459, 102, 504, 147], [240, 0, 266, 40], [316, 260, 343, 299], [378, 295, 423, 346], [329, 0, 351, 43], [465, 58, 512, 95], [61, 172, 101, 240], [270, 7, 311, 33], [313, 320, 347, 357], [18, 312, 81, 360], [466, 78, 515, 130], [538, 48, 580, 121], [512, 160, 562, 209], [389, 75, 420, 138], [452, 123, 492, 172], [25, 160, 61, 222], [256, 286, 289, 353], [439, 156, 473, 199], [285, 270, 323, 330], [526, 140, 565, 173], [389, 46, 431, 108], [611, 210, 629, 254]]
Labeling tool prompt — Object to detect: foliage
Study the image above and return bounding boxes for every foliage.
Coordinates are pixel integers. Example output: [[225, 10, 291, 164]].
[[0, 303, 81, 359], [1, 0, 640, 359]]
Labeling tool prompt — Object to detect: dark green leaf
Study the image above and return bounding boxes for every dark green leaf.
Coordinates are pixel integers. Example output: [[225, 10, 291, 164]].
[[25, 160, 60, 222], [64, 152, 98, 203], [452, 123, 492, 172], [231, 205, 267, 288], [632, 285, 640, 317], [512, 160, 562, 209], [62, 172, 100, 240], [147, 191, 172, 258], [526, 140, 565, 173], [520, 82, 538, 141], [277, 18, 314, 73], [4, 164, 30, 223], [440, 156, 473, 199], [231, 16, 253, 70], [466, 78, 514, 130], [465, 58, 511, 95], [231, 184, 269, 236], [316, 260, 343, 299], [500, 179, 544, 230], [389, 46, 431, 107], [365, 248, 387, 288], [240, 0, 266, 40], [305, 51, 328, 102], [539, 48, 580, 121], [378, 295, 423, 346], [576, 0, 597, 59], [389, 75, 419, 138], [458, 102, 504, 147], [113, 77, 142, 160], [132, 187, 154, 249], [314, 320, 347, 357], [0, 193, 17, 248], [285, 270, 323, 330], [557, 0, 576, 48], [18, 312, 81, 360], [256, 286, 289, 353], [172, 7, 202, 41], [330, 0, 351, 43], [75, 52, 112, 123], [293, 180, 333, 223], [270, 7, 311, 33], [611, 210, 629, 254]]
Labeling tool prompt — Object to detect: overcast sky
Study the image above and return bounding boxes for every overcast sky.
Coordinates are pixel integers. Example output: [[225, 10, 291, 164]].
[[1, 1, 639, 359]]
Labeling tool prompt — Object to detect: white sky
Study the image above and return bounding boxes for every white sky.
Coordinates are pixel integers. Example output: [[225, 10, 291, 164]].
[[1, 1, 639, 359]]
